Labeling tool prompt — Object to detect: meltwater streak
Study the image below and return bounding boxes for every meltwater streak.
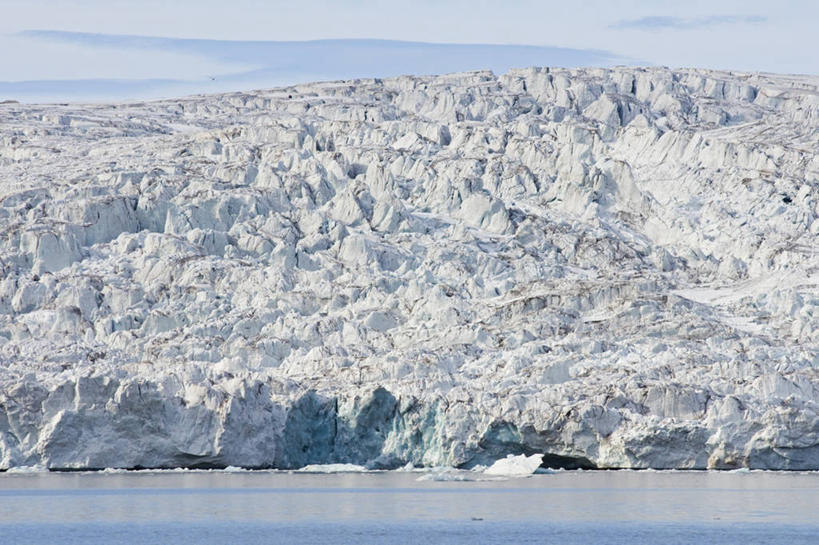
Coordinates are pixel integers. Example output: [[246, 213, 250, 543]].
[[0, 471, 817, 544]]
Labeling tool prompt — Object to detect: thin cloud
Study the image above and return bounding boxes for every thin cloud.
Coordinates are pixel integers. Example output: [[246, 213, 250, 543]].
[[5, 30, 634, 102], [610, 15, 767, 31]]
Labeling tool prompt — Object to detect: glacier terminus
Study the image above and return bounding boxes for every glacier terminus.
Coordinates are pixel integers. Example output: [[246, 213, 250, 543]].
[[0, 66, 817, 471]]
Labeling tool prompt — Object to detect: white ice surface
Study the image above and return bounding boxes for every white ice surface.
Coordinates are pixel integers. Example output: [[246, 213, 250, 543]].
[[0, 67, 818, 471], [484, 454, 544, 476]]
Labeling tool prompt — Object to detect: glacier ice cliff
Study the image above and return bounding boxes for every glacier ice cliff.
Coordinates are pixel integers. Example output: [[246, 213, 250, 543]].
[[0, 67, 817, 470]]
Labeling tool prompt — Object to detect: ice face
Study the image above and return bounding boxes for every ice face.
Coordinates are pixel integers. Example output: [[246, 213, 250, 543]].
[[0, 67, 818, 470]]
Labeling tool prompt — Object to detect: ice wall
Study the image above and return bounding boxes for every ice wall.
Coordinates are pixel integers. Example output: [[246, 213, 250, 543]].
[[0, 67, 817, 469]]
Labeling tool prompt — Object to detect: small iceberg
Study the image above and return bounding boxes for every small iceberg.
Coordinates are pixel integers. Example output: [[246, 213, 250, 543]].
[[296, 463, 369, 473], [484, 454, 544, 476]]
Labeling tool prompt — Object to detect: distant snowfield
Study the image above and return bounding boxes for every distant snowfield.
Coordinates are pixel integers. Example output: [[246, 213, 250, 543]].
[[0, 30, 628, 102]]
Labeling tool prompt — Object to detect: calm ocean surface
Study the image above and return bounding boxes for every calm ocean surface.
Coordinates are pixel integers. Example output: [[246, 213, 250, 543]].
[[0, 469, 817, 544]]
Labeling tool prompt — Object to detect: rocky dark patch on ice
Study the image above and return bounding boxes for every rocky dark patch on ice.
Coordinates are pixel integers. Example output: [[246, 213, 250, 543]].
[[0, 67, 817, 470]]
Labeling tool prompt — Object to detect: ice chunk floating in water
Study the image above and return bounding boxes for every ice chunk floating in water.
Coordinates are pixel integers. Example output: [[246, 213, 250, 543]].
[[297, 464, 369, 473], [484, 454, 544, 476]]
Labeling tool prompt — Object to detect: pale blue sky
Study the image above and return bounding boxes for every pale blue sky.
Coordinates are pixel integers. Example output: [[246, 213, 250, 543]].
[[1, 0, 815, 101]]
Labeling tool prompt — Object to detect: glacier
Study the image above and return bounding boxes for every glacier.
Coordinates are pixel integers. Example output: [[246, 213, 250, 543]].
[[0, 66, 817, 471]]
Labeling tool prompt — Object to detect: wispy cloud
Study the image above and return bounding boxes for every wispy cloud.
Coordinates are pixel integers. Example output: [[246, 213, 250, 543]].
[[4, 30, 632, 102], [610, 15, 767, 31]]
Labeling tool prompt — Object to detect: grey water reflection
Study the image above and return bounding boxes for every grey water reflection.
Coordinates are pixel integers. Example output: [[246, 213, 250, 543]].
[[0, 469, 817, 526]]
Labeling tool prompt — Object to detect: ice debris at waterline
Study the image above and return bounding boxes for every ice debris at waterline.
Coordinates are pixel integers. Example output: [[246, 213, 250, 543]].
[[296, 463, 369, 473], [484, 454, 544, 476], [0, 67, 818, 471]]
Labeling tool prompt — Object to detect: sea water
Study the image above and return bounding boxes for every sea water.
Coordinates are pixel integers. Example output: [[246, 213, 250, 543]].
[[0, 469, 817, 544]]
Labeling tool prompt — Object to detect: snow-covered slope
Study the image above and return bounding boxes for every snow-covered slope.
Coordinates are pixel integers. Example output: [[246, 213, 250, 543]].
[[1, 67, 817, 470]]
